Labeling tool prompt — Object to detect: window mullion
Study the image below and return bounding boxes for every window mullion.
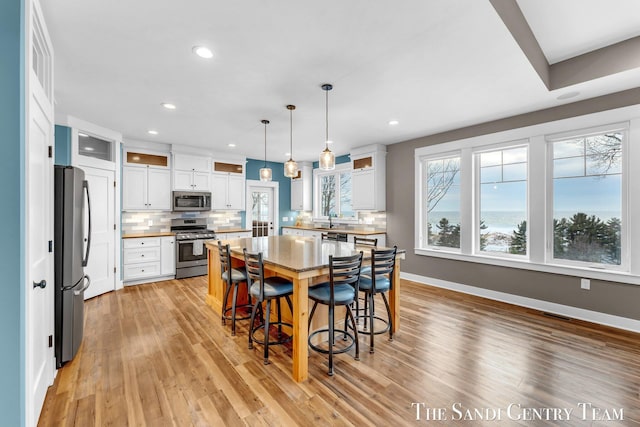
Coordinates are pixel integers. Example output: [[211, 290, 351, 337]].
[[460, 147, 473, 254], [529, 136, 546, 264]]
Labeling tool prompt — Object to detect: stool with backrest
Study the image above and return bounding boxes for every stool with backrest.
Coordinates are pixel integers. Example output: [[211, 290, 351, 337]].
[[243, 249, 294, 365], [352, 236, 378, 319], [308, 251, 363, 376], [355, 246, 397, 353], [218, 241, 251, 336]]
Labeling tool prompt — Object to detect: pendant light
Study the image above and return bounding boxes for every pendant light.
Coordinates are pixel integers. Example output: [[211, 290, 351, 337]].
[[259, 119, 272, 181], [319, 83, 336, 170], [284, 105, 299, 178]]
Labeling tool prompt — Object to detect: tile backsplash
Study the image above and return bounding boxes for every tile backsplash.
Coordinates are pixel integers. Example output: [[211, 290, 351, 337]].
[[294, 211, 386, 232], [122, 211, 243, 234]]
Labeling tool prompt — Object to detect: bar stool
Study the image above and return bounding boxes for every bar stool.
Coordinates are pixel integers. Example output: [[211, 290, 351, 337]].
[[218, 241, 252, 336], [354, 246, 397, 353], [243, 249, 294, 365], [308, 252, 363, 376]]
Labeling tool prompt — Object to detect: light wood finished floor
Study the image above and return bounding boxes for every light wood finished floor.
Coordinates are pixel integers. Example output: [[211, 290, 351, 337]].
[[39, 276, 640, 426]]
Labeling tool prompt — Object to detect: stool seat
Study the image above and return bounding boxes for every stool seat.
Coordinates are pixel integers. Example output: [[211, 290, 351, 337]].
[[358, 275, 390, 293], [249, 277, 293, 298], [221, 268, 247, 283], [308, 283, 355, 305]]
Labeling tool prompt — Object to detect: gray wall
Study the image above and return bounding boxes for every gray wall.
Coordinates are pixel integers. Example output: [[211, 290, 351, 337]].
[[386, 87, 640, 321]]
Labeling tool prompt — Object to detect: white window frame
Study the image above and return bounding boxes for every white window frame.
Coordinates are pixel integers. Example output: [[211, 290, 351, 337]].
[[313, 163, 357, 221], [545, 123, 628, 272], [473, 140, 530, 259], [415, 104, 640, 285], [420, 151, 463, 252]]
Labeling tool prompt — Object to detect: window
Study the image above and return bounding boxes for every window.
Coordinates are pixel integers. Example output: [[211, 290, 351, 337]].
[[424, 156, 461, 249], [477, 146, 527, 255], [415, 108, 638, 283], [314, 164, 355, 219], [550, 131, 623, 266]]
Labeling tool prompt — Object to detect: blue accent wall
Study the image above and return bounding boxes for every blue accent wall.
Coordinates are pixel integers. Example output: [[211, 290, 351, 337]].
[[54, 125, 72, 165], [0, 0, 25, 425], [245, 159, 296, 233]]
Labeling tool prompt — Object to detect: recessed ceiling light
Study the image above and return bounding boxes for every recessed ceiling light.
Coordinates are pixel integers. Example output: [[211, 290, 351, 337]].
[[78, 132, 88, 137], [161, 103, 176, 110], [228, 143, 236, 148], [388, 120, 399, 126], [192, 45, 213, 59], [285, 152, 291, 157], [83, 146, 94, 151], [326, 140, 334, 145], [148, 130, 158, 135], [556, 91, 580, 100]]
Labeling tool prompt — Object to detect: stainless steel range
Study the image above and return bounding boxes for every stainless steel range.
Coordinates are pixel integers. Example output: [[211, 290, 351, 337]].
[[171, 218, 216, 279]]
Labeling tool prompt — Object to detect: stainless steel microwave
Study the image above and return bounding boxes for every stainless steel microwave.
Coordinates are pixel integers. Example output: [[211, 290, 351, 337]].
[[172, 191, 211, 211]]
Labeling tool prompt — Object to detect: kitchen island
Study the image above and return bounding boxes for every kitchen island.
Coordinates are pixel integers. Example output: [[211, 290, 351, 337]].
[[205, 235, 402, 382]]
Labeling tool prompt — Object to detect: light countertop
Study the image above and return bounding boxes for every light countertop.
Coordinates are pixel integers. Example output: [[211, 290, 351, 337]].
[[282, 225, 385, 236], [122, 231, 175, 239]]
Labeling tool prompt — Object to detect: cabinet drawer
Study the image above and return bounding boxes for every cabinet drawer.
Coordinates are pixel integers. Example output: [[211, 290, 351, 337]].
[[123, 262, 161, 280], [123, 237, 160, 249], [123, 247, 161, 264]]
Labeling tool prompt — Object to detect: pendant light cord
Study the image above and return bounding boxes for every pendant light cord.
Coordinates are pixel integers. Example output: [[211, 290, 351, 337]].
[[325, 88, 329, 149], [290, 108, 293, 159], [264, 121, 267, 167]]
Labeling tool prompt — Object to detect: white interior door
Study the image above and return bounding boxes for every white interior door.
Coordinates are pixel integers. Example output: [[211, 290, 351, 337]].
[[246, 180, 279, 237], [82, 167, 115, 299], [26, 0, 55, 425]]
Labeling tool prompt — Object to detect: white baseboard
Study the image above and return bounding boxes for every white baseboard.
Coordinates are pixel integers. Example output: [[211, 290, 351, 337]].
[[401, 272, 640, 334]]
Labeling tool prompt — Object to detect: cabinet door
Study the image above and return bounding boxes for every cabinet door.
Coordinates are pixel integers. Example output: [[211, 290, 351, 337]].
[[291, 179, 303, 210], [227, 175, 245, 210], [147, 168, 171, 210], [173, 170, 194, 191], [122, 166, 148, 211], [174, 153, 210, 172], [352, 169, 375, 210], [160, 236, 176, 276], [192, 171, 210, 191], [211, 174, 228, 209]]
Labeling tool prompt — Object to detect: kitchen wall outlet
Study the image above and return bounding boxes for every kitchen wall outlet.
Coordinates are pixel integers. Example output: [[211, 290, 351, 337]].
[[282, 216, 289, 222], [147, 220, 153, 226], [580, 278, 590, 290]]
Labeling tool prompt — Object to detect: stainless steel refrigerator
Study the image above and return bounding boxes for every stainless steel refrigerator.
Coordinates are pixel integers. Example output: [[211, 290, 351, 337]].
[[54, 165, 91, 368]]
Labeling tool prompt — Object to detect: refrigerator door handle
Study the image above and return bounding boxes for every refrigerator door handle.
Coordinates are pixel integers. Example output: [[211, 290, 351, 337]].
[[74, 275, 91, 296], [82, 180, 92, 267]]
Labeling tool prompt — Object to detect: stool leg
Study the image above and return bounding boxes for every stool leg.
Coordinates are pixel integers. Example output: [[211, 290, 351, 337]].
[[369, 291, 375, 353], [308, 301, 318, 330], [222, 282, 231, 325], [231, 282, 239, 336], [381, 292, 393, 341], [248, 299, 260, 350], [346, 304, 360, 361], [328, 304, 334, 376], [276, 298, 283, 339], [263, 300, 272, 365]]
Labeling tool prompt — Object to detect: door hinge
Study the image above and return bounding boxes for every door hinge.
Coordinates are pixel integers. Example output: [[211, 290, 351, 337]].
[[48, 146, 53, 158], [114, 224, 116, 230], [48, 240, 53, 253], [114, 181, 116, 188], [48, 335, 53, 348], [114, 266, 117, 273]]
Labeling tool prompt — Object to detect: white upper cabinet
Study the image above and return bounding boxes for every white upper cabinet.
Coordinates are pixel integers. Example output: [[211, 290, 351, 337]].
[[122, 149, 171, 211], [173, 153, 211, 191], [350, 144, 386, 211], [291, 162, 312, 211], [211, 158, 246, 210]]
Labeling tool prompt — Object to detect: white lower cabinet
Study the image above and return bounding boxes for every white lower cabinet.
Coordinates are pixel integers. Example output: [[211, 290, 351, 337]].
[[123, 235, 176, 284], [216, 231, 252, 241]]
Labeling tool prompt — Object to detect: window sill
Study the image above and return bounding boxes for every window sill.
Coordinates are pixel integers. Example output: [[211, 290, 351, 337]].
[[414, 248, 640, 286]]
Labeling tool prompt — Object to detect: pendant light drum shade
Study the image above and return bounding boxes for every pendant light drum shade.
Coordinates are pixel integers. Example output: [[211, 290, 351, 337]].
[[284, 105, 299, 178], [259, 119, 272, 182], [319, 83, 336, 170]]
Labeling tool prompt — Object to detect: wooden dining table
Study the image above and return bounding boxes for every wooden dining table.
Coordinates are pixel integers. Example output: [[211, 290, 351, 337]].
[[205, 235, 403, 383]]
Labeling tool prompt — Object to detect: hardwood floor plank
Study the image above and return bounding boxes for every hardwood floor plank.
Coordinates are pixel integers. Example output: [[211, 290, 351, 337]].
[[39, 277, 640, 426]]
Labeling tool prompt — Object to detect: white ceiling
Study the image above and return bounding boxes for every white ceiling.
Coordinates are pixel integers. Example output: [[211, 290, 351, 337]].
[[41, 1, 640, 163]]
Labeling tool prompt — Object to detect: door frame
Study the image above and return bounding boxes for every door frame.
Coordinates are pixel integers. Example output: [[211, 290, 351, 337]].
[[245, 180, 279, 236]]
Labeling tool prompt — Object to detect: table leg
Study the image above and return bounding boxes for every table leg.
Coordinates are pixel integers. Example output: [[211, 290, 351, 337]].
[[389, 259, 401, 333], [292, 277, 309, 382]]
